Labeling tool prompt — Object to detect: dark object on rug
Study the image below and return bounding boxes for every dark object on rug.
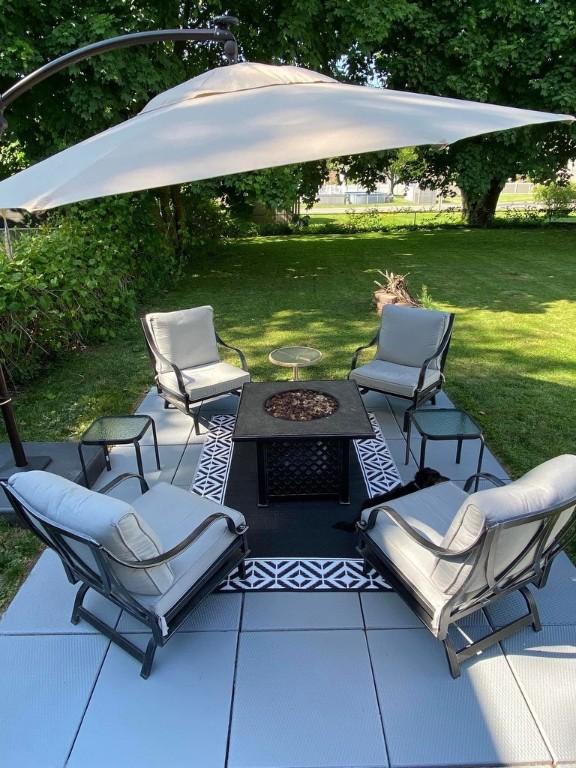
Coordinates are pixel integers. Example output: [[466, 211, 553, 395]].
[[333, 468, 449, 532]]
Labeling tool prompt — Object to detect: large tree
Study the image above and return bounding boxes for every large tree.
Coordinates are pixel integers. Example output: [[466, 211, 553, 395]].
[[366, 1, 576, 225]]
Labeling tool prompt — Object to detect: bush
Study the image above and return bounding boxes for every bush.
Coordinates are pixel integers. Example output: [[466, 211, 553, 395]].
[[0, 195, 176, 383], [534, 182, 576, 217]]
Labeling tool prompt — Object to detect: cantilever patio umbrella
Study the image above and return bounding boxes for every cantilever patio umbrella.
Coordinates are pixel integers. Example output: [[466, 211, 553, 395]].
[[0, 61, 573, 212]]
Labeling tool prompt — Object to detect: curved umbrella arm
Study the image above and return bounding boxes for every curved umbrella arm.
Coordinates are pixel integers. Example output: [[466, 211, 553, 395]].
[[0, 21, 239, 134], [0, 25, 238, 111]]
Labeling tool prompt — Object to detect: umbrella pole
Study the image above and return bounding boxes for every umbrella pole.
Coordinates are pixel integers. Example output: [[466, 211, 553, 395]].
[[0, 362, 51, 476], [0, 17, 238, 479]]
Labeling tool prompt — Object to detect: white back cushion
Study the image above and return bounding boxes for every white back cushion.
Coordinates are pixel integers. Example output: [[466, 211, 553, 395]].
[[376, 304, 451, 369], [9, 471, 174, 596], [146, 306, 220, 372], [432, 454, 576, 594]]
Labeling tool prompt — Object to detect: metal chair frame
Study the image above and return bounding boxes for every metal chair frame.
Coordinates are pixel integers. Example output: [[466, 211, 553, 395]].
[[357, 472, 576, 677], [141, 315, 249, 434], [1, 473, 249, 678], [348, 313, 455, 431]]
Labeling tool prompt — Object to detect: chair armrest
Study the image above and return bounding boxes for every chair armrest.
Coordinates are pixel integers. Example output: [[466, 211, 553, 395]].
[[416, 321, 454, 391], [349, 332, 379, 372], [463, 473, 506, 492], [358, 504, 480, 558], [103, 512, 248, 569], [216, 332, 249, 371], [98, 473, 150, 495]]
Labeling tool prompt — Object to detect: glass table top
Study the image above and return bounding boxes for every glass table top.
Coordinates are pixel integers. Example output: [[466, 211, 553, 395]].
[[411, 408, 482, 438], [81, 415, 152, 444], [268, 346, 322, 367]]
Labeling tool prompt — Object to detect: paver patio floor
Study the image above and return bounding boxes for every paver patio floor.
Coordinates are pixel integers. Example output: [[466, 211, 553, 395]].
[[1, 388, 575, 767]]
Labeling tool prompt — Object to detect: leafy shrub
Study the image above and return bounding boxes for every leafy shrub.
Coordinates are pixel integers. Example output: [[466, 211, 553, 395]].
[[0, 195, 176, 383], [344, 207, 384, 232], [534, 182, 576, 216]]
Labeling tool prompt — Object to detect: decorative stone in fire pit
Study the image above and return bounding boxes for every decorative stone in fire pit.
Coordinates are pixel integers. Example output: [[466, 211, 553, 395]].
[[264, 389, 339, 421]]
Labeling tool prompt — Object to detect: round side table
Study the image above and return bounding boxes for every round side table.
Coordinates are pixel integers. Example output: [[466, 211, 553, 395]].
[[268, 346, 322, 381]]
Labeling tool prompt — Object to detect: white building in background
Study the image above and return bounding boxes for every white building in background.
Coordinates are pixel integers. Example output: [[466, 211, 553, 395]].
[[316, 182, 393, 206], [315, 178, 535, 208]]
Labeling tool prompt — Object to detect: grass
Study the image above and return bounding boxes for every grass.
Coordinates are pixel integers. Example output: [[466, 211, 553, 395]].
[[0, 520, 42, 611], [2, 226, 575, 609]]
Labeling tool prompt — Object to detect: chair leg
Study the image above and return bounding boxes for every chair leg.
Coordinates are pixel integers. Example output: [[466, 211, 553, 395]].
[[430, 394, 437, 405], [441, 589, 541, 679], [403, 402, 415, 432], [519, 585, 542, 632], [362, 558, 370, 576], [443, 635, 461, 679], [140, 638, 158, 679], [237, 559, 248, 580], [71, 583, 90, 625], [193, 409, 200, 435]]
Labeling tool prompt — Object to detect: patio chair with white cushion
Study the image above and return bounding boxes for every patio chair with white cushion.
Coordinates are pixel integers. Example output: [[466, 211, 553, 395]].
[[357, 455, 576, 677], [348, 304, 454, 430], [1, 471, 249, 678], [141, 305, 250, 433]]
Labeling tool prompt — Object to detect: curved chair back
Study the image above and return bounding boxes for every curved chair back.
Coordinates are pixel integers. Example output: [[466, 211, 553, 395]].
[[2, 478, 113, 593], [376, 304, 453, 371], [2, 471, 175, 598], [142, 305, 220, 375]]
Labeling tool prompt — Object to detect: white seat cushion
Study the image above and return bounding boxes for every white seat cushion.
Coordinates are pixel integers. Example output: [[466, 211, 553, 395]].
[[158, 360, 250, 400], [362, 481, 468, 629], [350, 359, 440, 397], [8, 471, 174, 596], [132, 483, 246, 629], [146, 306, 220, 372], [376, 304, 451, 369]]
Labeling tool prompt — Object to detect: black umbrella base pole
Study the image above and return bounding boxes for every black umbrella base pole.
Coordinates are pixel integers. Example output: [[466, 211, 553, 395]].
[[0, 454, 51, 480]]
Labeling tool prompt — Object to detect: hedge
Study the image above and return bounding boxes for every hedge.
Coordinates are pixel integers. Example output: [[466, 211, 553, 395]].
[[0, 196, 176, 384]]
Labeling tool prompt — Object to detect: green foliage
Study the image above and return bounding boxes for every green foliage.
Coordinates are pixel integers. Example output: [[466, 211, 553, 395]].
[[534, 182, 576, 216], [0, 520, 42, 613], [366, 1, 576, 225], [0, 194, 175, 383]]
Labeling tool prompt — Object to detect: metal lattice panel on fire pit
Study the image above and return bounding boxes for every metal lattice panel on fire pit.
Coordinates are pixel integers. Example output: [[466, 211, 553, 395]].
[[265, 439, 343, 497]]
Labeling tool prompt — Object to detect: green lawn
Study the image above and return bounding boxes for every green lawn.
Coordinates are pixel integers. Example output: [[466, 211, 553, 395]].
[[2, 227, 575, 609]]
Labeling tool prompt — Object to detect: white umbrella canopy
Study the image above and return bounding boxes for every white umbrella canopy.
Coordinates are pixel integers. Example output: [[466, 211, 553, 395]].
[[0, 61, 573, 212]]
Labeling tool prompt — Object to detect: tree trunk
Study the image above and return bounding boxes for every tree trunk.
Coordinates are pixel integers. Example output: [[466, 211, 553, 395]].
[[155, 187, 178, 252], [461, 178, 506, 226], [170, 185, 187, 262]]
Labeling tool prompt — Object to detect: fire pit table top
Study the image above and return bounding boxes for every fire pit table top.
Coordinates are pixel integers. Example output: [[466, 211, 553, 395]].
[[232, 380, 375, 441]]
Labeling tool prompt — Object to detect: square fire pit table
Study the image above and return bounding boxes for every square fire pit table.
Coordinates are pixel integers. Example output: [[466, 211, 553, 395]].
[[232, 380, 375, 506]]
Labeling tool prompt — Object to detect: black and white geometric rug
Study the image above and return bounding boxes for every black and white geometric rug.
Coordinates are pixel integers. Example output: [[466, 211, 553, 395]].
[[192, 414, 400, 592], [192, 413, 401, 504]]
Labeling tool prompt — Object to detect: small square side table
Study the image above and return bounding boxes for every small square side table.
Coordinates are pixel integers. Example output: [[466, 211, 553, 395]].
[[79, 415, 160, 492], [407, 408, 485, 491]]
